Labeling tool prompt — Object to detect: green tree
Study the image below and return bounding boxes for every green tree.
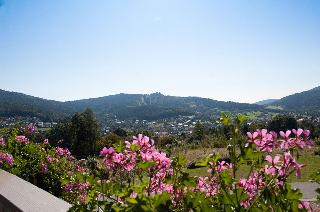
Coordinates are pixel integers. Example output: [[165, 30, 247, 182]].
[[96, 133, 121, 153], [192, 121, 204, 141], [267, 115, 297, 132], [70, 108, 100, 158], [113, 128, 127, 138], [48, 121, 72, 148]]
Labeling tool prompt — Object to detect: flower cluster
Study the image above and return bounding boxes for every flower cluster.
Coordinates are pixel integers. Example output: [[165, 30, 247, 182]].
[[195, 176, 219, 197], [238, 172, 266, 208], [55, 147, 71, 157], [26, 123, 37, 133], [15, 135, 29, 145], [60, 123, 315, 211], [247, 129, 313, 152], [264, 152, 303, 178], [40, 163, 48, 174], [63, 182, 91, 205], [100, 134, 173, 195], [46, 155, 59, 163], [0, 152, 14, 166]]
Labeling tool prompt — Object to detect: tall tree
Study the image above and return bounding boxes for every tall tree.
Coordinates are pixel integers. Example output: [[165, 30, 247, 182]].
[[70, 108, 100, 158], [267, 115, 297, 132], [192, 121, 205, 141]]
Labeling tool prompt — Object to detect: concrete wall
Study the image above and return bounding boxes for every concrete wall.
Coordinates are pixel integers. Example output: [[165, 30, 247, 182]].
[[0, 169, 71, 212]]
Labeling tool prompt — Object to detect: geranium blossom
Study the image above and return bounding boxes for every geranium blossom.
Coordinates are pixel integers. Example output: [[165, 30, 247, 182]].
[[46, 155, 59, 163], [65, 127, 315, 210], [40, 163, 48, 174], [43, 139, 49, 145], [0, 152, 14, 166], [0, 138, 5, 146], [247, 129, 313, 152], [55, 147, 71, 157], [15, 135, 29, 144]]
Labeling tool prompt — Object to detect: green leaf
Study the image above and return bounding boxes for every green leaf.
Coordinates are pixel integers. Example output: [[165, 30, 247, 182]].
[[236, 114, 248, 124], [221, 189, 234, 205], [130, 144, 140, 151], [286, 184, 302, 200], [154, 192, 171, 209], [126, 198, 138, 204], [195, 157, 209, 167], [220, 112, 231, 126], [138, 161, 156, 170], [220, 171, 233, 185]]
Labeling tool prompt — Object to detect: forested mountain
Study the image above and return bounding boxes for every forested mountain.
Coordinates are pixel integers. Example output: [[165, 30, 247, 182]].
[[271, 86, 320, 112], [3, 86, 320, 122], [255, 99, 278, 105], [66, 92, 265, 120], [0, 89, 75, 120], [0, 90, 265, 121]]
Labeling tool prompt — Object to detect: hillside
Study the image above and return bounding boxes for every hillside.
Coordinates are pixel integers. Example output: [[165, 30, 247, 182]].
[[272, 86, 320, 112], [0, 89, 75, 121], [66, 92, 265, 120], [255, 99, 278, 105], [0, 90, 265, 121]]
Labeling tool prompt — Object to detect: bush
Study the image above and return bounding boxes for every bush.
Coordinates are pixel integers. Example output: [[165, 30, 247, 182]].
[[63, 114, 314, 211], [0, 114, 314, 211]]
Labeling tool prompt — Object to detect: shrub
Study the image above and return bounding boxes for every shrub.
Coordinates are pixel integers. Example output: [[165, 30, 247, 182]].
[[63, 114, 314, 211]]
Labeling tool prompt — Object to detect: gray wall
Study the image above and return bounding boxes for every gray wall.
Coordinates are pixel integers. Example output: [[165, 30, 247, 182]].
[[0, 169, 71, 212]]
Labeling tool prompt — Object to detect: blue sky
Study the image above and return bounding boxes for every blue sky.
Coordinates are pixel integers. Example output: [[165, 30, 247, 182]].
[[0, 0, 319, 103]]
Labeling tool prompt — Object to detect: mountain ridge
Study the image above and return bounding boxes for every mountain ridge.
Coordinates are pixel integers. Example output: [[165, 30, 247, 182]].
[[0, 89, 264, 121], [271, 86, 320, 112], [1, 85, 320, 121]]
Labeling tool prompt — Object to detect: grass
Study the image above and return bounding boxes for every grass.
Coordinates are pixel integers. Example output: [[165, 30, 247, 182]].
[[175, 147, 320, 182], [265, 105, 283, 110], [245, 111, 262, 120]]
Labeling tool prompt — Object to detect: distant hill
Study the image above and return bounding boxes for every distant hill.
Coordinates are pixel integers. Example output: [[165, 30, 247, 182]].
[[0, 90, 265, 121], [255, 99, 278, 105], [66, 92, 265, 120], [272, 86, 320, 112], [0, 89, 75, 121]]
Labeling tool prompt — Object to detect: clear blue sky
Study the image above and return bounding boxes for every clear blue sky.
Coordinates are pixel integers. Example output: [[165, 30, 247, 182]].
[[0, 0, 319, 103]]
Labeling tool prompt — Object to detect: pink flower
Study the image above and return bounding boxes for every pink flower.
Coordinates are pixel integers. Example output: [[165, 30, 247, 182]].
[[55, 147, 71, 157], [46, 155, 59, 163], [247, 132, 258, 141], [78, 182, 90, 192], [100, 147, 115, 157], [247, 129, 279, 153], [26, 123, 36, 133], [195, 176, 219, 197], [80, 194, 87, 205], [265, 155, 281, 166], [215, 161, 233, 172], [43, 139, 49, 145], [303, 130, 311, 137], [280, 130, 291, 140], [63, 183, 74, 193], [0, 152, 14, 166], [298, 201, 311, 211], [292, 129, 303, 137], [15, 135, 29, 144], [264, 155, 281, 175], [238, 172, 266, 207], [130, 192, 138, 199], [40, 163, 48, 174], [0, 138, 5, 146]]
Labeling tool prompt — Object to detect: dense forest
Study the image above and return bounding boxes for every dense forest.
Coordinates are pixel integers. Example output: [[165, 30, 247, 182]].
[[271, 86, 320, 112], [0, 90, 267, 121]]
